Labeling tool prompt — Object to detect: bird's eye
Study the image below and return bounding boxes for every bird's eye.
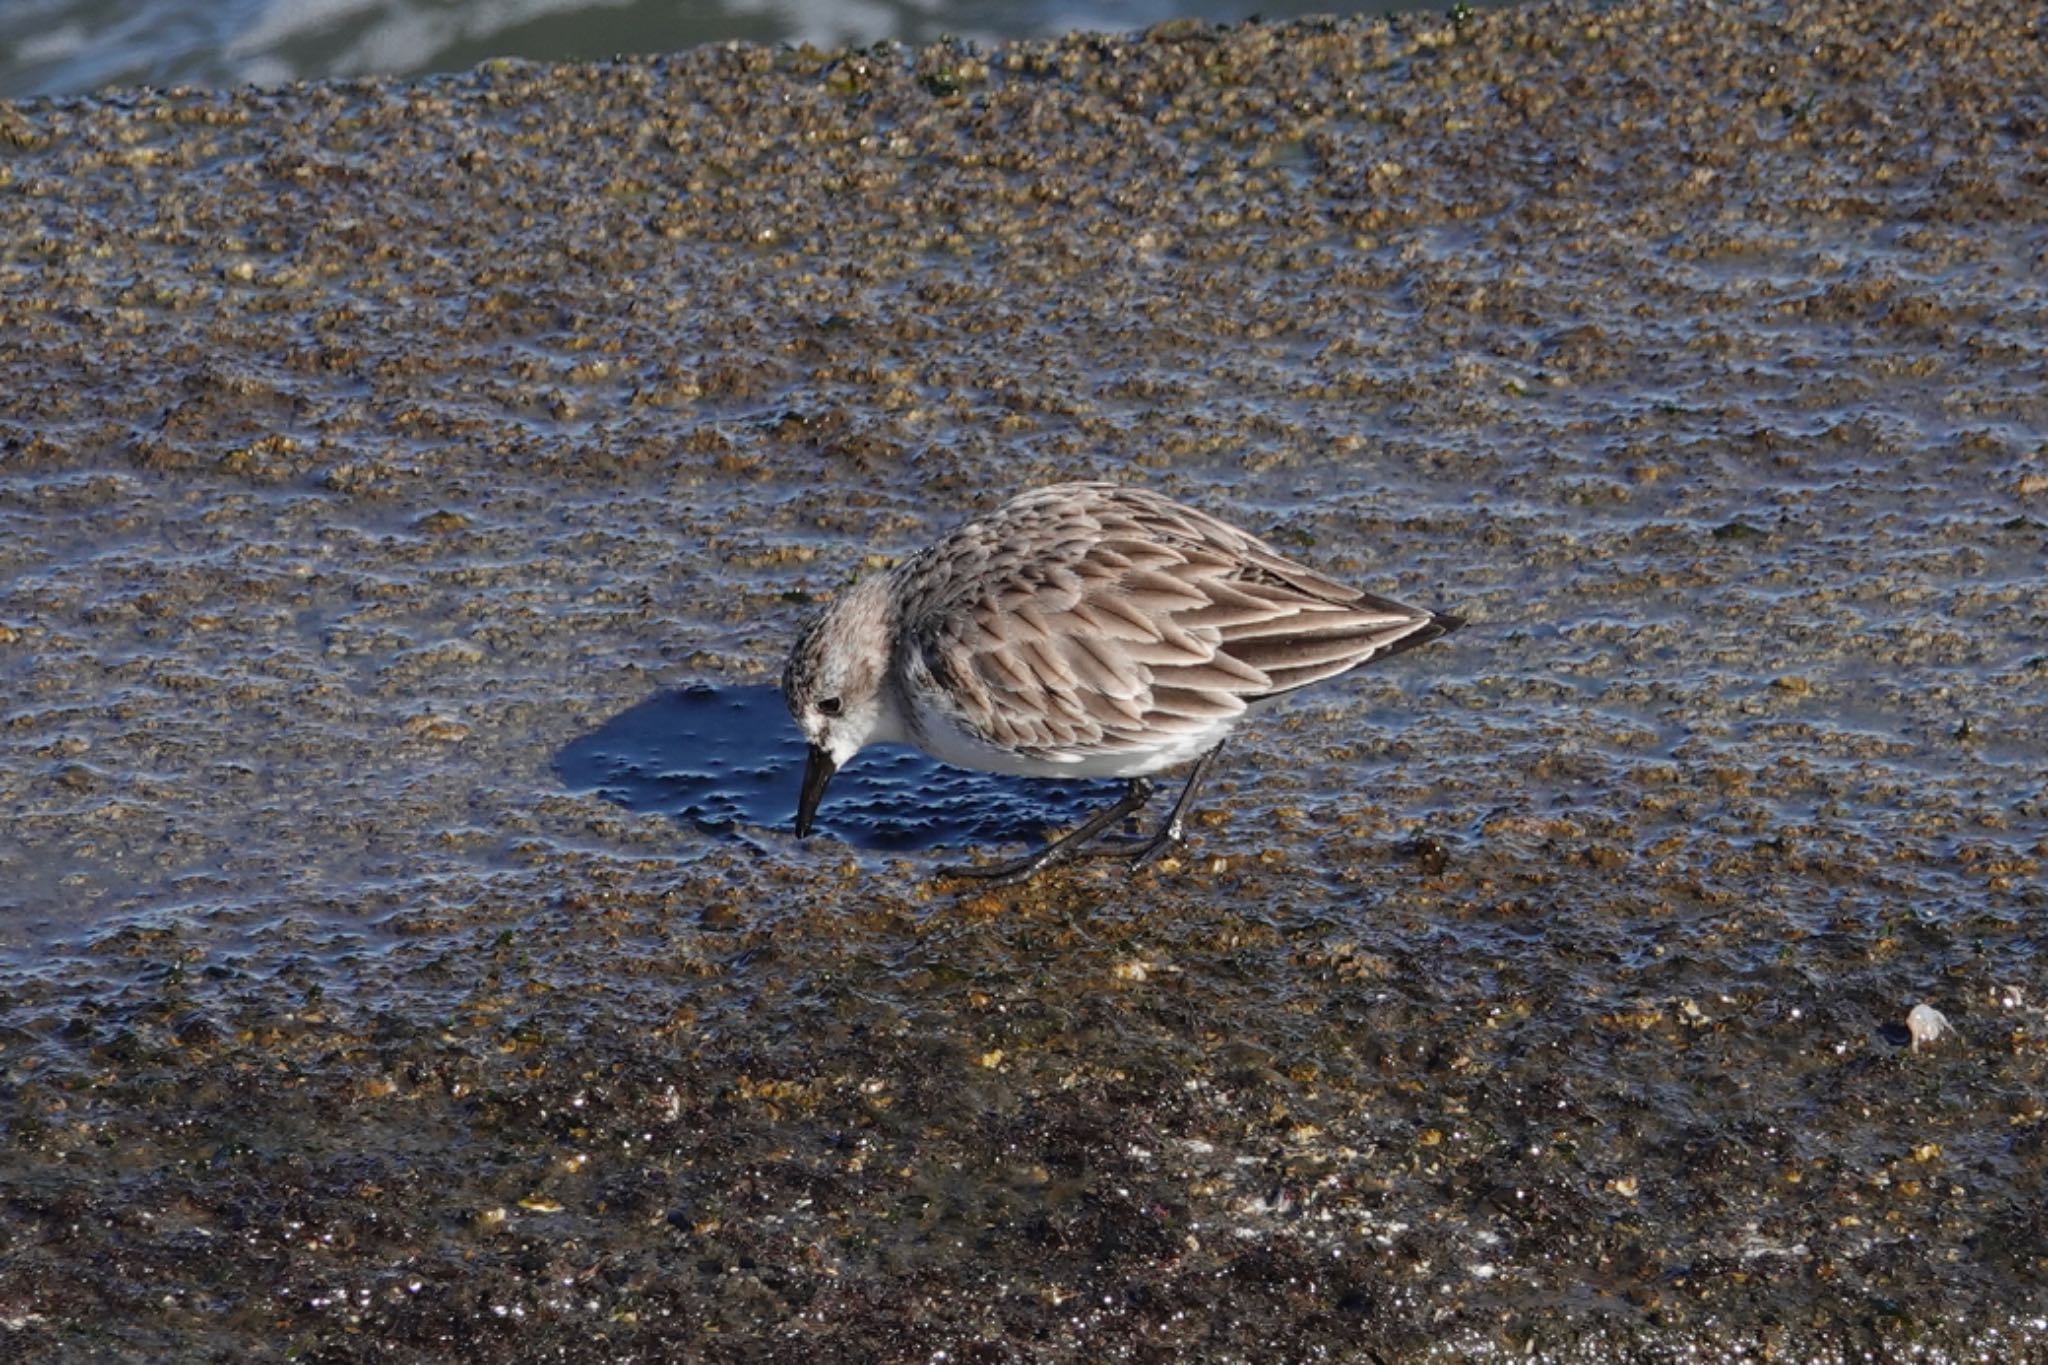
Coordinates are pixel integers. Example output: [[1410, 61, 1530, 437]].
[[818, 696, 843, 717]]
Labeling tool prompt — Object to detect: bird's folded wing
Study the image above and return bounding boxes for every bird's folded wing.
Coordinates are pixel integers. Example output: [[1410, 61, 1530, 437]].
[[905, 492, 1440, 762]]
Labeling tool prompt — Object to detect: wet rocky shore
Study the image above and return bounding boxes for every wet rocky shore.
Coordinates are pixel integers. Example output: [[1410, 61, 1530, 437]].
[[2, 0, 2045, 1357]]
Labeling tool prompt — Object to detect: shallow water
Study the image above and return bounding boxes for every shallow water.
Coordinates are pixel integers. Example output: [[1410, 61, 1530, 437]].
[[2, 2, 2046, 1357], [554, 681, 1126, 850], [0, 0, 1528, 99]]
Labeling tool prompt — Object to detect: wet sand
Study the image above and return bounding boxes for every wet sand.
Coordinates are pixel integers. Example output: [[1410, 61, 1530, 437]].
[[2, 0, 2046, 1357]]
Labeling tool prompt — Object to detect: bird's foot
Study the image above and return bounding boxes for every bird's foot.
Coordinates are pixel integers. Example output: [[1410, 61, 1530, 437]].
[[1073, 824, 1186, 869], [936, 851, 1054, 888]]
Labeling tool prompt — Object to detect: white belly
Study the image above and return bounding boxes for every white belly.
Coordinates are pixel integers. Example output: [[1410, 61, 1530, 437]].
[[906, 695, 1236, 780]]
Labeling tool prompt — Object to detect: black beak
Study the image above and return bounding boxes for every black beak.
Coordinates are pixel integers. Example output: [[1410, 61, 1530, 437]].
[[795, 744, 837, 838]]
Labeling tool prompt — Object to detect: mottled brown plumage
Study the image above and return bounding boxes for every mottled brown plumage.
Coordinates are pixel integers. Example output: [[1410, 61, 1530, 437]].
[[888, 484, 1447, 764], [783, 482, 1461, 883]]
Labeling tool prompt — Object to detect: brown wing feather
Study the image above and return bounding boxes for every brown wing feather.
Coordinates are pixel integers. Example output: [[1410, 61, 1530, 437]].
[[896, 483, 1454, 761]]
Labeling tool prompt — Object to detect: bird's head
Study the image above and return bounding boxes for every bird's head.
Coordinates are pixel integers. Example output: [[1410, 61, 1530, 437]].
[[782, 576, 897, 837]]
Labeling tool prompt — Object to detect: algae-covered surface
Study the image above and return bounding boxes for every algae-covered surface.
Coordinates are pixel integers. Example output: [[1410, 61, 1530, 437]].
[[3, 0, 2046, 1357]]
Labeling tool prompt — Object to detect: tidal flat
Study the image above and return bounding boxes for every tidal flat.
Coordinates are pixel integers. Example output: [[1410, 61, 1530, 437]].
[[1, 0, 2045, 1357]]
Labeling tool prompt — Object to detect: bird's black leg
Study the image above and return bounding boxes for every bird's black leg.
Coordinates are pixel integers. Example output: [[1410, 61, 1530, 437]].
[[1123, 741, 1225, 870], [940, 776, 1156, 887]]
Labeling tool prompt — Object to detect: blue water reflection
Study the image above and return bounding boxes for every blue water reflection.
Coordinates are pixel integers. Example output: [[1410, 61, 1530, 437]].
[[555, 683, 1122, 852]]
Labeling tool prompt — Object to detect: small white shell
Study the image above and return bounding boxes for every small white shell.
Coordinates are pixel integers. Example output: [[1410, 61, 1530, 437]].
[[1906, 1002, 1954, 1052]]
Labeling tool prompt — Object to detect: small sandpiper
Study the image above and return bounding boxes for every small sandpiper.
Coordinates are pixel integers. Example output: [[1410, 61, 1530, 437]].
[[782, 482, 1461, 885]]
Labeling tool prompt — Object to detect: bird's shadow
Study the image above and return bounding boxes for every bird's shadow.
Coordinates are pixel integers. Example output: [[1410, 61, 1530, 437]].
[[553, 683, 1121, 854]]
